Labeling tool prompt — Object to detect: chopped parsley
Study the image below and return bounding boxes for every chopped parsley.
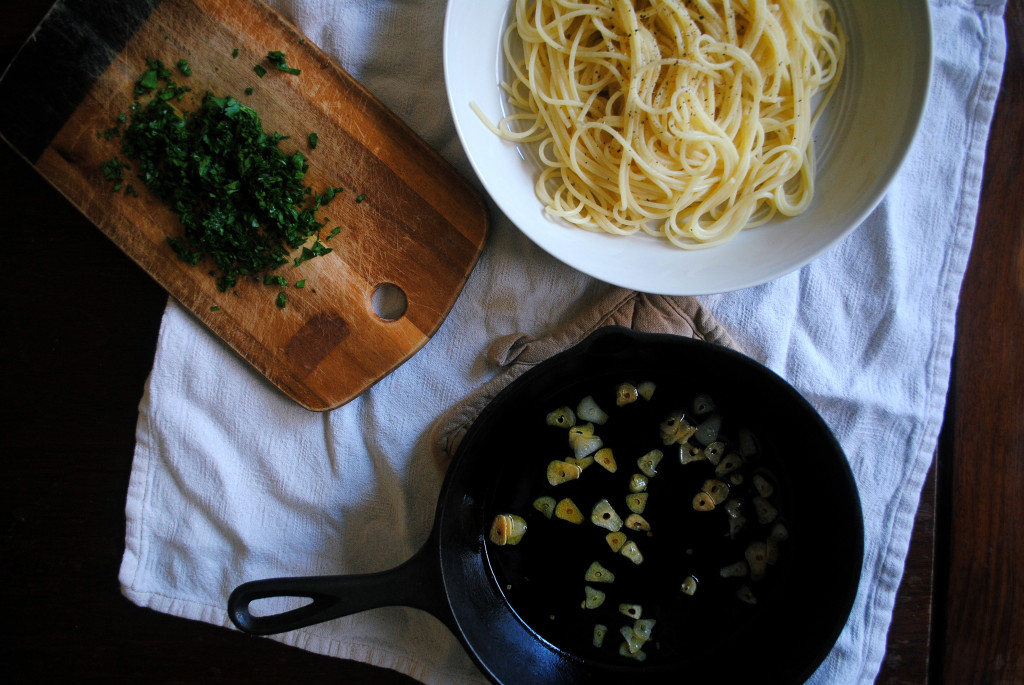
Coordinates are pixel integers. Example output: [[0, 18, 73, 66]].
[[293, 239, 332, 266], [275, 291, 287, 308], [253, 64, 267, 78], [355, 193, 366, 203], [264, 274, 288, 287], [104, 58, 346, 302], [100, 157, 130, 191], [266, 51, 300, 75], [308, 132, 318, 149], [177, 59, 192, 76]]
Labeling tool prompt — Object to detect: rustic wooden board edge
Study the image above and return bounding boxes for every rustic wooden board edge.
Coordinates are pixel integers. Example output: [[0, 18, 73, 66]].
[[0, 0, 490, 412]]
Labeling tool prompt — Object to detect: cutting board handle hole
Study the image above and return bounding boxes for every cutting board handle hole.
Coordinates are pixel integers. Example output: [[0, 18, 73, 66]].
[[371, 283, 408, 321]]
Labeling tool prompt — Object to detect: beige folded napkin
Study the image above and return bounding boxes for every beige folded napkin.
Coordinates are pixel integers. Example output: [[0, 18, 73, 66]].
[[429, 287, 739, 469]]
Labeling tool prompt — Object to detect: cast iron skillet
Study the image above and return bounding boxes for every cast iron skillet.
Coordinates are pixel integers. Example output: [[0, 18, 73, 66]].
[[228, 326, 864, 683]]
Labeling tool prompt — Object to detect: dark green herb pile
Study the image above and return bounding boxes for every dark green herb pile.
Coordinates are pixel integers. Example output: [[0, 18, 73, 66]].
[[105, 57, 347, 299]]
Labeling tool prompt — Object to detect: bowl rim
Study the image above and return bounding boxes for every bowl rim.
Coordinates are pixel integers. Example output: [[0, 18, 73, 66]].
[[442, 0, 934, 296]]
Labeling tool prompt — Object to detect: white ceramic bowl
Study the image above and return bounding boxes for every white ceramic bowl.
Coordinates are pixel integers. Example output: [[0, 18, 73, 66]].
[[443, 0, 932, 295]]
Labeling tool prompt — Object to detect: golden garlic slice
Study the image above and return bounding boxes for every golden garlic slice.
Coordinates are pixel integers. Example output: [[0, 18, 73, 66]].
[[546, 460, 582, 486], [555, 498, 585, 524], [615, 382, 639, 406], [594, 447, 618, 473], [488, 514, 526, 545], [605, 531, 628, 552], [701, 479, 730, 505]]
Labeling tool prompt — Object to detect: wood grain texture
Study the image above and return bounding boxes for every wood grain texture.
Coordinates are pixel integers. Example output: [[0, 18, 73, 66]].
[[935, 0, 1024, 681], [0, 0, 488, 411]]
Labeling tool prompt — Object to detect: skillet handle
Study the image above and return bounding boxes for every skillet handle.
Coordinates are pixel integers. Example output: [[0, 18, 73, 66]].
[[227, 531, 454, 635]]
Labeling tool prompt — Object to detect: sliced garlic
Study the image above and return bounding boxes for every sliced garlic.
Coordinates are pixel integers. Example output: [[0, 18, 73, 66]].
[[769, 522, 790, 542], [703, 441, 726, 465], [593, 624, 608, 648], [637, 381, 656, 400], [753, 496, 778, 524], [618, 603, 642, 619], [583, 585, 606, 609], [546, 460, 582, 486], [746, 541, 768, 581], [701, 479, 730, 505], [620, 540, 644, 565], [624, 513, 651, 533], [532, 496, 556, 519], [594, 447, 618, 473], [605, 531, 628, 552], [566, 454, 595, 470], [753, 473, 774, 498], [576, 395, 609, 425], [679, 442, 705, 464], [619, 642, 647, 661], [632, 618, 656, 642], [694, 414, 721, 445], [570, 433, 603, 459], [615, 382, 639, 406], [591, 499, 623, 531], [715, 452, 743, 477], [619, 625, 645, 654], [488, 514, 526, 545], [585, 561, 615, 583], [736, 585, 757, 605], [628, 472, 648, 493], [555, 498, 585, 524], [626, 492, 648, 514], [728, 515, 747, 539], [637, 449, 664, 477], [692, 394, 716, 415], [545, 406, 575, 428], [692, 491, 716, 511], [681, 575, 698, 595]]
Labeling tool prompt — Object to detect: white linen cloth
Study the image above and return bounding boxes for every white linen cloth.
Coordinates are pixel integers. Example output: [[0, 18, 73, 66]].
[[118, 1, 1009, 682]]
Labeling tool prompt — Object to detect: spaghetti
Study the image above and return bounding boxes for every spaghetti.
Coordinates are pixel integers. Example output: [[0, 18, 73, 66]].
[[474, 0, 845, 249]]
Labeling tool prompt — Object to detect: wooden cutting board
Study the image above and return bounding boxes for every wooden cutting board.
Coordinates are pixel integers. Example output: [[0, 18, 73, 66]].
[[0, 0, 488, 411]]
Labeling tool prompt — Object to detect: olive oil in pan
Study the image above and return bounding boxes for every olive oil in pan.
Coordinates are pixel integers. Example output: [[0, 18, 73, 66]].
[[484, 380, 792, 666]]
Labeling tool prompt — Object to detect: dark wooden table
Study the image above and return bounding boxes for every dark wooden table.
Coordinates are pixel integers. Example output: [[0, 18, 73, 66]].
[[2, 2, 1021, 683]]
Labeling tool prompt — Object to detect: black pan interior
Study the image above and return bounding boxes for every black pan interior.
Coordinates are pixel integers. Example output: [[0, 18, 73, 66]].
[[436, 327, 863, 684]]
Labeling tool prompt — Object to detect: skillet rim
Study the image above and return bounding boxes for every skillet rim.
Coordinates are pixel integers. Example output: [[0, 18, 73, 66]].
[[434, 326, 864, 684]]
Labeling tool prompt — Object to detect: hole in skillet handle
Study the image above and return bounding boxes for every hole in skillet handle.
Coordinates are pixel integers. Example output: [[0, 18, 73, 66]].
[[227, 532, 457, 636], [228, 578, 340, 635]]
